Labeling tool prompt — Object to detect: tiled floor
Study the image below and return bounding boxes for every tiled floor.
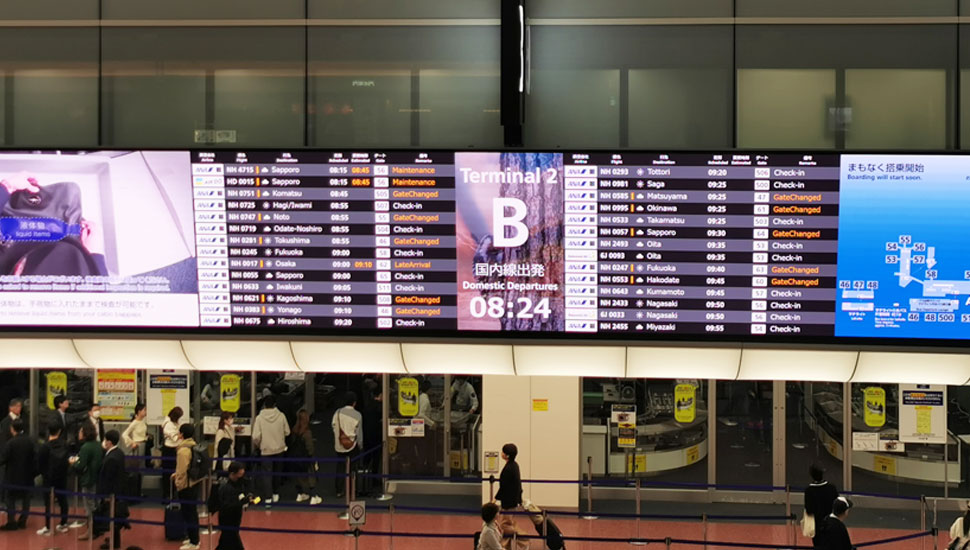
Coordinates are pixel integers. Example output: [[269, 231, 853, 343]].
[[0, 505, 940, 550]]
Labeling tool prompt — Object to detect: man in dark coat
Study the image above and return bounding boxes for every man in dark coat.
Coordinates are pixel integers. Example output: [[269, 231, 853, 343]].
[[94, 430, 128, 550], [37, 424, 71, 535], [0, 418, 35, 530], [217, 462, 252, 550], [818, 497, 854, 550]]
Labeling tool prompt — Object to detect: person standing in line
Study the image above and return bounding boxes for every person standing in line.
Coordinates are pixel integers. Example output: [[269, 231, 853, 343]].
[[95, 430, 127, 550], [803, 463, 839, 549], [51, 396, 71, 441], [477, 502, 503, 550], [173, 424, 203, 550], [331, 392, 362, 499], [251, 395, 290, 505], [0, 418, 34, 531], [290, 409, 321, 506], [214, 412, 237, 475], [0, 397, 22, 511], [818, 497, 854, 550], [161, 407, 184, 500], [37, 424, 71, 536], [122, 404, 149, 497], [948, 501, 970, 550], [216, 462, 253, 550], [451, 377, 479, 414], [82, 403, 106, 443], [71, 422, 103, 540], [415, 380, 436, 475]]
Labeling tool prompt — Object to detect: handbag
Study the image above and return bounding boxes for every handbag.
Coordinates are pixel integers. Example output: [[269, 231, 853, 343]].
[[338, 412, 354, 449], [801, 512, 816, 538]]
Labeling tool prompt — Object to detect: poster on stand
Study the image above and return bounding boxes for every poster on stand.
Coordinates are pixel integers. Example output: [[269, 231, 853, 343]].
[[96, 369, 138, 421], [863, 387, 886, 427], [898, 384, 946, 444], [612, 404, 637, 448], [147, 370, 191, 425], [46, 372, 67, 410]]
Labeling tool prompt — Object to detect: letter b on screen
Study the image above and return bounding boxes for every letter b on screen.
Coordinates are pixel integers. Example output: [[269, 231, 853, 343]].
[[493, 198, 528, 247]]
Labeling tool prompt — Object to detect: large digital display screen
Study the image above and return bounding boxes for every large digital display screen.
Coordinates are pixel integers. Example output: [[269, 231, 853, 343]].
[[1, 148, 967, 346]]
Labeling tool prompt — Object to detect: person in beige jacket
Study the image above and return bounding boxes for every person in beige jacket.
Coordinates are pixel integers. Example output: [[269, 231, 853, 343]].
[[172, 424, 203, 550]]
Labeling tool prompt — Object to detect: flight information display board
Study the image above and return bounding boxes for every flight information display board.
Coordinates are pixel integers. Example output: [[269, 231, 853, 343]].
[[1, 148, 967, 345]]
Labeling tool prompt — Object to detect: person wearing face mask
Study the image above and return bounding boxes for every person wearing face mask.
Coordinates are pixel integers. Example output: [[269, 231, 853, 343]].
[[214, 412, 237, 475], [82, 403, 105, 443], [94, 430, 128, 550]]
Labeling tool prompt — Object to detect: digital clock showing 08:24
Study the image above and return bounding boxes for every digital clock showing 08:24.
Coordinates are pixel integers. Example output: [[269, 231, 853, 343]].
[[468, 296, 552, 319]]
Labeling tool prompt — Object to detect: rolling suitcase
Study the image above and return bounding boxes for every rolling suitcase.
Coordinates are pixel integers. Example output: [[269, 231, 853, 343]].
[[165, 480, 187, 541]]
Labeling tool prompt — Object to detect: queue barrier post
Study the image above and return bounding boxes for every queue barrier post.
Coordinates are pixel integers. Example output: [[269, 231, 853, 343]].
[[632, 478, 646, 546], [108, 494, 116, 550], [785, 485, 793, 548], [665, 536, 672, 550], [582, 456, 597, 520], [338, 457, 351, 520], [489, 475, 496, 502], [541, 509, 548, 544], [70, 477, 84, 529], [43, 486, 59, 550], [353, 527, 360, 550], [702, 513, 708, 550], [389, 503, 395, 550], [921, 495, 927, 550], [207, 477, 215, 550]]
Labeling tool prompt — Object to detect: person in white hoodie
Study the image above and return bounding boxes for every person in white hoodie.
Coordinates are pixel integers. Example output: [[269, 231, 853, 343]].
[[252, 395, 290, 505], [331, 391, 362, 498]]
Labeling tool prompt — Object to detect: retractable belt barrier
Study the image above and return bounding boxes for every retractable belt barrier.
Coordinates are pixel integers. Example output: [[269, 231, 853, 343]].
[[0, 482, 937, 550]]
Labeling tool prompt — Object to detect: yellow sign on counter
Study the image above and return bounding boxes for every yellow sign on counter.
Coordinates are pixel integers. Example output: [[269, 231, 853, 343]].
[[532, 399, 548, 412], [398, 377, 419, 417], [686, 445, 700, 465], [221, 374, 241, 413], [674, 384, 696, 423], [874, 455, 896, 476], [864, 387, 886, 428], [46, 372, 67, 410]]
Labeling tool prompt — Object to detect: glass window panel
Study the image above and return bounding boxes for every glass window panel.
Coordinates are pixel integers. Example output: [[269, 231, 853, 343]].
[[583, 378, 708, 485], [419, 70, 501, 148], [310, 72, 412, 147], [0, 28, 98, 147], [716, 381, 773, 487], [102, 28, 304, 148], [737, 0, 955, 17], [309, 0, 498, 19], [787, 382, 844, 493], [389, 374, 445, 477], [948, 386, 970, 499], [0, 0, 97, 19], [530, 0, 731, 17], [737, 69, 836, 149], [526, 68, 620, 148], [629, 68, 732, 149], [526, 25, 731, 149], [309, 27, 500, 148], [103, 0, 304, 19], [449, 375, 482, 478], [849, 383, 950, 498], [845, 69, 947, 150]]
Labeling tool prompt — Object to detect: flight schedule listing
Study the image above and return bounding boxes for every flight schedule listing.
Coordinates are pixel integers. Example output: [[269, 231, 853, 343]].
[[562, 152, 841, 337], [191, 150, 457, 330]]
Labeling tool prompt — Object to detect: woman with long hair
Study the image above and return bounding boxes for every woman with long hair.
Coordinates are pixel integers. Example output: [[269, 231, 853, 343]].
[[290, 409, 321, 505], [214, 411, 236, 474]]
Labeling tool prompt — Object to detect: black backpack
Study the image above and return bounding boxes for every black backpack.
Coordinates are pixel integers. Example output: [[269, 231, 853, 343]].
[[0, 182, 103, 276], [188, 443, 210, 483]]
